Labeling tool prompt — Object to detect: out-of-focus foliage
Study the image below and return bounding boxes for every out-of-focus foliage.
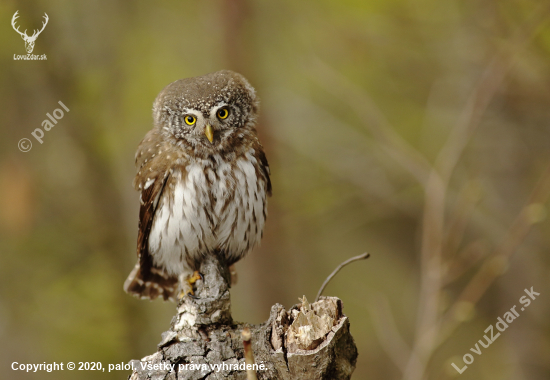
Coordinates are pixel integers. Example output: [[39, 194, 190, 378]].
[[1, 0, 549, 379]]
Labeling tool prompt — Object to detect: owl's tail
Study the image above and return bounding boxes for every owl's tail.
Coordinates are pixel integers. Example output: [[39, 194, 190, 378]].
[[123, 263, 178, 302]]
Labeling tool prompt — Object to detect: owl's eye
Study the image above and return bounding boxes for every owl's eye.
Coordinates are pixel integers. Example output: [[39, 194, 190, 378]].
[[217, 108, 229, 120], [184, 115, 196, 125]]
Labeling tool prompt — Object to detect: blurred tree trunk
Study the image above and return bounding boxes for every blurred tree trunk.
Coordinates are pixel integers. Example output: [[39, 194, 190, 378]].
[[220, 0, 290, 313]]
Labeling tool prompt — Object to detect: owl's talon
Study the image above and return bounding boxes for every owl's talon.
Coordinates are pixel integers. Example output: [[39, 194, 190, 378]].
[[178, 289, 199, 299], [187, 271, 202, 286], [187, 292, 199, 300]]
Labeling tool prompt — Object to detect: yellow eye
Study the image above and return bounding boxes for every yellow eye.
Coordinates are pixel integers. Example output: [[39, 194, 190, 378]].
[[184, 115, 196, 125], [217, 108, 229, 120]]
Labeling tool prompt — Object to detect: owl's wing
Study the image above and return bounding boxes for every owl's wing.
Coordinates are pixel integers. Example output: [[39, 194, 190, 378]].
[[124, 130, 179, 301], [257, 146, 272, 196]]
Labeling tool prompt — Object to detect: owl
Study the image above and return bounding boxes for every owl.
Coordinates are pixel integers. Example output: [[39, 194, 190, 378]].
[[124, 70, 271, 301]]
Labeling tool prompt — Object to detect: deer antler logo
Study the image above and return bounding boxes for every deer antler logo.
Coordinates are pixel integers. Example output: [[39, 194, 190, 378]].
[[11, 11, 49, 54]]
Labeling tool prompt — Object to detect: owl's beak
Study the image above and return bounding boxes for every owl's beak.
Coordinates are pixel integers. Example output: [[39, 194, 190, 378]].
[[204, 124, 214, 144]]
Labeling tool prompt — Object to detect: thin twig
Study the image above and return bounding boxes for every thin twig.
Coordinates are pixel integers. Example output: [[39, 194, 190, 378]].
[[274, 94, 419, 217], [369, 294, 411, 373], [315, 253, 370, 302], [402, 7, 550, 379], [438, 162, 550, 344], [242, 327, 258, 380], [309, 59, 432, 185]]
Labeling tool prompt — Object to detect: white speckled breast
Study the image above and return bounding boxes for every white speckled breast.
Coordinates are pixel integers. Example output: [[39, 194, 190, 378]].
[[148, 150, 267, 276]]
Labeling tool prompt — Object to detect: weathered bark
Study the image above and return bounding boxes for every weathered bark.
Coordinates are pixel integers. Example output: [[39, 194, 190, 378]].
[[127, 255, 358, 380]]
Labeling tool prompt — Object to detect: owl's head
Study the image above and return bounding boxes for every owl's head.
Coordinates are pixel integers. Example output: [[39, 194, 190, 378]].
[[153, 70, 259, 149]]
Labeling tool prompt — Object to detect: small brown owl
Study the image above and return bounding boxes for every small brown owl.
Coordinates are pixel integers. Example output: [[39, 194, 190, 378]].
[[124, 70, 271, 301]]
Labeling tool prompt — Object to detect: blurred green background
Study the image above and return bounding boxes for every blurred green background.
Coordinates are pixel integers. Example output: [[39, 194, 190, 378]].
[[1, 0, 550, 379]]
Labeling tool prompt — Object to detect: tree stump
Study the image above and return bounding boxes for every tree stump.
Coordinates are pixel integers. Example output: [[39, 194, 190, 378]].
[[127, 255, 358, 379]]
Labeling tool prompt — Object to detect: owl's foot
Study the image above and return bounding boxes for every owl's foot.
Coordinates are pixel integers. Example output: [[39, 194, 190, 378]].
[[177, 271, 203, 299], [188, 271, 203, 286]]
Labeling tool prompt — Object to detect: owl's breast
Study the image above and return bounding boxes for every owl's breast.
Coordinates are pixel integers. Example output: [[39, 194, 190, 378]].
[[211, 150, 268, 263], [148, 150, 268, 274]]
